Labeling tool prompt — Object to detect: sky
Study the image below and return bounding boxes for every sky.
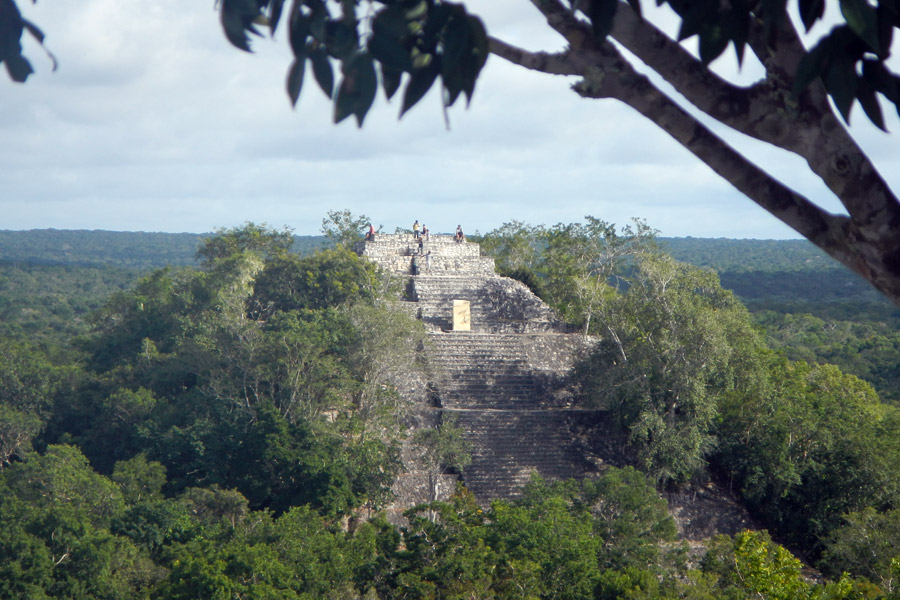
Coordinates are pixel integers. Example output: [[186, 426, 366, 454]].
[[2, 0, 898, 239]]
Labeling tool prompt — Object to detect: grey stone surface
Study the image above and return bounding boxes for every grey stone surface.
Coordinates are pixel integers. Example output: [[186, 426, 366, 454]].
[[357, 234, 604, 509]]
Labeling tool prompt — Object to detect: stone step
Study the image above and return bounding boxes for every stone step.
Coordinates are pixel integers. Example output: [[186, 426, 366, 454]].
[[427, 329, 544, 410], [355, 235, 483, 259], [447, 410, 595, 500], [436, 372, 533, 382], [412, 276, 566, 335], [357, 234, 596, 507], [375, 256, 497, 276], [437, 383, 540, 400], [439, 381, 536, 391]]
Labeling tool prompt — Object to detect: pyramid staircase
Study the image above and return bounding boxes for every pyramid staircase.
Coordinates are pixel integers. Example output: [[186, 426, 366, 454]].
[[356, 234, 601, 503]]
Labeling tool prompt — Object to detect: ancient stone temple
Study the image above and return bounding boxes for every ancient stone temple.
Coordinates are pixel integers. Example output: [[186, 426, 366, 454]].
[[355, 234, 605, 510]]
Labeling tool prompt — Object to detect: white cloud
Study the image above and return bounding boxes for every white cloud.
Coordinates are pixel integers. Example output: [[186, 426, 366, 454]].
[[0, 0, 894, 240]]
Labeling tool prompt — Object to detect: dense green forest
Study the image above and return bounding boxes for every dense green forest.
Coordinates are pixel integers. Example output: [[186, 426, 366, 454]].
[[1, 220, 899, 598], [0, 229, 329, 269]]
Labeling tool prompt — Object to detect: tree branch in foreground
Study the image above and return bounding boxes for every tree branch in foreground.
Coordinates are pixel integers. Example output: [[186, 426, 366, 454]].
[[488, 37, 580, 76]]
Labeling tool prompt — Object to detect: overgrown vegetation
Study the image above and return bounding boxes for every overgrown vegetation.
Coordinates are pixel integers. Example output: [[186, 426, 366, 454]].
[[1, 219, 898, 597], [481, 218, 900, 579]]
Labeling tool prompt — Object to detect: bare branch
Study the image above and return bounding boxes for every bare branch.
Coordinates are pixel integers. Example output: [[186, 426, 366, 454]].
[[609, 7, 761, 116], [550, 41, 859, 275], [488, 36, 581, 76]]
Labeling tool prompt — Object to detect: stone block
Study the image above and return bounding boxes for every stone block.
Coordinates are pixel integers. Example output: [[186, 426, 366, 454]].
[[452, 299, 471, 331]]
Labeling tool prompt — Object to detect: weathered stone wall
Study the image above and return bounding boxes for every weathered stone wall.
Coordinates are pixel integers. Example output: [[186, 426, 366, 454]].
[[357, 234, 605, 510], [355, 235, 495, 276], [412, 276, 568, 333]]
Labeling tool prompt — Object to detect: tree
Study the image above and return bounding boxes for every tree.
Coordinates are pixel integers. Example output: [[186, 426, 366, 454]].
[[715, 357, 900, 553], [196, 222, 294, 266], [0, 339, 63, 466], [321, 209, 374, 248], [580, 467, 678, 571], [481, 218, 656, 335], [4, 444, 127, 527], [411, 414, 472, 502], [821, 507, 900, 593], [538, 218, 655, 335], [575, 253, 768, 486], [343, 300, 427, 424], [701, 530, 814, 600], [0, 405, 41, 468], [249, 247, 380, 318], [487, 486, 603, 600]]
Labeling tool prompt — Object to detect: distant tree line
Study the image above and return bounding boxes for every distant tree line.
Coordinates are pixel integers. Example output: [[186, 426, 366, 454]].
[[0, 229, 329, 269]]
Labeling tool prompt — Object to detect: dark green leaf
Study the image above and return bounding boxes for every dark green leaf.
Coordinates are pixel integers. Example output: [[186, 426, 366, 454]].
[[325, 20, 359, 61], [372, 5, 410, 40], [309, 5, 328, 42], [289, 5, 309, 57], [667, 0, 688, 15], [334, 87, 355, 125], [792, 35, 832, 96], [824, 55, 859, 122], [883, 0, 900, 21], [441, 9, 487, 108], [856, 77, 886, 130], [310, 46, 335, 98], [400, 62, 439, 117], [441, 12, 470, 71], [5, 52, 32, 82], [758, 0, 787, 39], [220, 0, 263, 52], [20, 18, 43, 43], [268, 0, 285, 36], [721, 9, 749, 66], [286, 58, 305, 107], [381, 63, 403, 100], [370, 9, 414, 72], [677, 0, 716, 41], [352, 52, 378, 126], [334, 52, 377, 127], [442, 62, 464, 107], [589, 0, 619, 40], [862, 59, 899, 103], [840, 0, 879, 51], [369, 33, 413, 71], [422, 3, 453, 48], [698, 23, 729, 64], [798, 0, 825, 31], [459, 15, 488, 105], [0, 0, 24, 56]]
